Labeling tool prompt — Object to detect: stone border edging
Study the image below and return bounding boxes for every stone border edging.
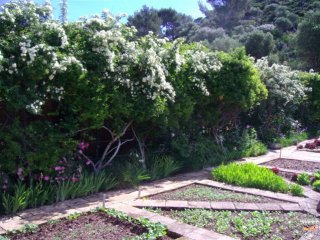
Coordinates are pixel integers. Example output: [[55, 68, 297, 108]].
[[131, 199, 303, 212]]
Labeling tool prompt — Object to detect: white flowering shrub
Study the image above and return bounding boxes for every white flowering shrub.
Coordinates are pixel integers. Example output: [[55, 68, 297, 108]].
[[252, 58, 308, 140], [0, 1, 268, 175], [255, 58, 306, 107]]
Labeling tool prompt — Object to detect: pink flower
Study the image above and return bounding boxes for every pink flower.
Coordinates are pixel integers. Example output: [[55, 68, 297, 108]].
[[78, 142, 89, 150], [44, 176, 50, 181], [54, 166, 65, 171], [71, 176, 79, 182], [86, 160, 92, 165]]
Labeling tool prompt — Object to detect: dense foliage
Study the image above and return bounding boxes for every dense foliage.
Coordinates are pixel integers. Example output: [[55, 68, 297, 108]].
[[0, 1, 318, 215]]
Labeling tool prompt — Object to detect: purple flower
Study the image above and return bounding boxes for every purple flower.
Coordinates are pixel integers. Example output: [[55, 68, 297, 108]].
[[44, 176, 50, 181], [16, 168, 23, 176]]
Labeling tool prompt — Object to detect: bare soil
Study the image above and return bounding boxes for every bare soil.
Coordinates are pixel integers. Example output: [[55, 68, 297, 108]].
[[7, 211, 174, 240], [261, 158, 320, 172]]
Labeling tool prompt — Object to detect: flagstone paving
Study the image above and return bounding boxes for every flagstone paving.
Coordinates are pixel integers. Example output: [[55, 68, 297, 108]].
[[1, 144, 319, 239]]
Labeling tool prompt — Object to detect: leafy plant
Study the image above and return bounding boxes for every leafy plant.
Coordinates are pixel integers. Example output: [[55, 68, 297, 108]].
[[101, 208, 167, 240], [148, 155, 181, 180], [312, 180, 320, 192], [290, 184, 304, 196], [274, 132, 308, 148], [19, 224, 39, 234], [232, 211, 273, 238], [117, 162, 150, 187], [297, 173, 310, 186], [2, 183, 30, 214], [314, 171, 320, 180], [212, 163, 289, 193], [67, 213, 82, 220], [240, 128, 268, 157], [55, 172, 117, 202], [27, 181, 55, 208]]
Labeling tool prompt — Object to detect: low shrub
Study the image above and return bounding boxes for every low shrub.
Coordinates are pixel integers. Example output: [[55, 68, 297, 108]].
[[297, 173, 311, 186], [290, 184, 304, 197], [313, 180, 320, 192], [212, 163, 289, 193], [314, 171, 320, 180]]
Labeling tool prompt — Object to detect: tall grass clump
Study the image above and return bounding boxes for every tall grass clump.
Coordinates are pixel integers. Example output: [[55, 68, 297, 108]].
[[148, 155, 181, 180], [212, 163, 289, 193]]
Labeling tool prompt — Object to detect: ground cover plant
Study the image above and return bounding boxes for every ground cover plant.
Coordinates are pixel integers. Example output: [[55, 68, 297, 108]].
[[212, 163, 290, 193], [4, 208, 171, 240], [147, 208, 319, 240], [148, 184, 284, 203]]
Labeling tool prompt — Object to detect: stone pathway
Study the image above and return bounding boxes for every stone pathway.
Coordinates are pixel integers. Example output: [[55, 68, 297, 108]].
[[1, 144, 319, 239]]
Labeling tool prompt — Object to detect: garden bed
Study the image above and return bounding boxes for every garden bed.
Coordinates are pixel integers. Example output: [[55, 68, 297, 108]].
[[5, 210, 173, 240], [148, 208, 320, 240], [261, 159, 320, 172], [148, 184, 285, 203]]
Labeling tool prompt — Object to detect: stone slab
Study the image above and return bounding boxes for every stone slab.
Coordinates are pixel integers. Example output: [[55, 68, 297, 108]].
[[187, 201, 211, 209], [211, 202, 235, 210], [234, 202, 260, 211]]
